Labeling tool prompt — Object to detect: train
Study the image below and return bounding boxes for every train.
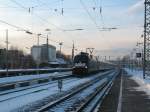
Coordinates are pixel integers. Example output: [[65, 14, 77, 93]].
[[72, 52, 100, 75]]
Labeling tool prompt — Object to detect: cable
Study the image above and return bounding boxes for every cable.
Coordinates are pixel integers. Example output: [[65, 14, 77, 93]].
[[80, 0, 100, 29], [92, 0, 105, 28], [10, 0, 78, 45], [93, 0, 97, 6], [10, 0, 81, 51], [0, 19, 28, 31], [10, 0, 65, 31], [11, 0, 28, 11], [35, 0, 60, 8], [0, 18, 64, 45], [99, 0, 105, 28]]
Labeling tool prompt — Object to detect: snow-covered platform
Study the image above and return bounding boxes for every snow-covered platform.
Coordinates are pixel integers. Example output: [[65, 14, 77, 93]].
[[98, 68, 150, 112], [0, 71, 72, 92], [122, 68, 150, 112], [121, 72, 150, 112], [0, 68, 71, 77], [0, 71, 71, 85]]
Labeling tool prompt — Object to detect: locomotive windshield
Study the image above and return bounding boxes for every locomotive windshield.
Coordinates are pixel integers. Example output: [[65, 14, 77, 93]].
[[74, 54, 89, 64]]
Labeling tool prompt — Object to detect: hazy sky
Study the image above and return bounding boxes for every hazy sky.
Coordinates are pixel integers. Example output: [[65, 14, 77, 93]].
[[0, 0, 144, 59]]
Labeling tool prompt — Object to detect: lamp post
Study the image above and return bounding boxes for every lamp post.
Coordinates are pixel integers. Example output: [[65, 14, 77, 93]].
[[104, 56, 107, 61], [62, 28, 84, 63], [59, 42, 63, 68], [59, 42, 63, 55], [37, 34, 41, 75], [5, 29, 8, 77], [45, 29, 51, 63]]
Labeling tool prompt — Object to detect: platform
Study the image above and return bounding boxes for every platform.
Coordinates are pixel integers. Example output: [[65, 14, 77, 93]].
[[98, 71, 150, 112]]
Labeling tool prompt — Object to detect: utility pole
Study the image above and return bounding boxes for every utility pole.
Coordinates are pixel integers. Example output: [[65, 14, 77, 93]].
[[37, 34, 41, 75], [131, 51, 134, 72], [6, 29, 8, 77], [143, 0, 150, 79], [45, 28, 51, 63], [109, 56, 111, 61], [46, 36, 49, 63], [59, 42, 63, 55], [104, 56, 106, 61], [59, 42, 63, 68], [72, 41, 75, 62]]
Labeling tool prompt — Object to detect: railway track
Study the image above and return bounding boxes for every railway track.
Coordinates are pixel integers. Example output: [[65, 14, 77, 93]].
[[0, 70, 111, 104], [0, 72, 73, 95], [0, 68, 72, 78], [75, 76, 115, 112], [34, 70, 119, 112], [0, 77, 76, 102]]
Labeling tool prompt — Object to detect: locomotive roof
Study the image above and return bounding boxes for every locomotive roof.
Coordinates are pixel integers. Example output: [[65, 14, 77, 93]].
[[79, 52, 89, 55]]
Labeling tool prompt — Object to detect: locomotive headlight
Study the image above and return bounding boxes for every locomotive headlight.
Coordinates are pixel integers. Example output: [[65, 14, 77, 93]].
[[75, 63, 86, 67]]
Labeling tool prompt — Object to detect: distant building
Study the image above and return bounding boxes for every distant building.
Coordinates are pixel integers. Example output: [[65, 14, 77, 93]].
[[31, 44, 56, 63]]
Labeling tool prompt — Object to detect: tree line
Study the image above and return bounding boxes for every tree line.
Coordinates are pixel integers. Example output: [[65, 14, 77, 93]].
[[0, 46, 72, 69], [0, 46, 36, 69]]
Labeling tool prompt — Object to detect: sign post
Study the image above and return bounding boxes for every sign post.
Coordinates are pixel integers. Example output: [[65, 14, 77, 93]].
[[58, 79, 63, 92]]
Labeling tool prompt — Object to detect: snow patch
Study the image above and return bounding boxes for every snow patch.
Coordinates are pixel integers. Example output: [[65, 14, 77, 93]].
[[124, 68, 150, 97]]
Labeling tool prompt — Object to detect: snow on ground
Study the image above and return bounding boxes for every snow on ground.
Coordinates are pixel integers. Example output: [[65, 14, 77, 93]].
[[0, 68, 70, 72], [51, 78, 107, 112], [124, 68, 150, 97], [0, 70, 115, 112], [0, 71, 71, 84], [0, 77, 88, 112]]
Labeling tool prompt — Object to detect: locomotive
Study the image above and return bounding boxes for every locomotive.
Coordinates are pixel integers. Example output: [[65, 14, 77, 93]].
[[72, 52, 100, 75]]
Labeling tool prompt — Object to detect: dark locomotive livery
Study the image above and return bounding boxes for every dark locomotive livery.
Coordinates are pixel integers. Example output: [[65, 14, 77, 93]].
[[72, 52, 100, 75]]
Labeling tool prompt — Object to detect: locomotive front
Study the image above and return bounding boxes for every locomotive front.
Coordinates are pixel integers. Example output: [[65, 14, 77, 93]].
[[72, 52, 89, 75]]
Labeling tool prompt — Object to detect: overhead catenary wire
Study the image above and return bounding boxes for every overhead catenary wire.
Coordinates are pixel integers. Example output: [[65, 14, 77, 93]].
[[0, 19, 28, 31], [9, 0, 77, 50], [0, 18, 61, 43], [80, 0, 100, 30], [92, 0, 105, 28], [35, 0, 60, 8], [0, 18, 75, 50], [99, 0, 105, 28], [80, 0, 115, 52], [10, 0, 65, 31], [93, 0, 97, 5]]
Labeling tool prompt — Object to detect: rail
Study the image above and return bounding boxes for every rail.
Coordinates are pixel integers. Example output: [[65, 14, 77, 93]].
[[35, 70, 118, 112], [0, 68, 72, 77], [0, 72, 73, 92]]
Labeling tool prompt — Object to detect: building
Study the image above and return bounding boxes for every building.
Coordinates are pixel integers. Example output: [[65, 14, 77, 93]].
[[31, 44, 56, 63]]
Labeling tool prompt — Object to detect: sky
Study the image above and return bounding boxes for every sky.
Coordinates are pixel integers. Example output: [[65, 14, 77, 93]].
[[0, 0, 144, 59]]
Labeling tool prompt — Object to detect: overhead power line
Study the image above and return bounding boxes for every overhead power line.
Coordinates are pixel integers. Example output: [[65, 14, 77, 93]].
[[80, 0, 100, 29], [0, 19, 28, 31], [11, 0, 28, 11], [99, 0, 105, 28], [10, 0, 65, 31], [9, 0, 79, 47], [35, 0, 60, 8], [0, 18, 74, 50], [0, 19, 61, 43]]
